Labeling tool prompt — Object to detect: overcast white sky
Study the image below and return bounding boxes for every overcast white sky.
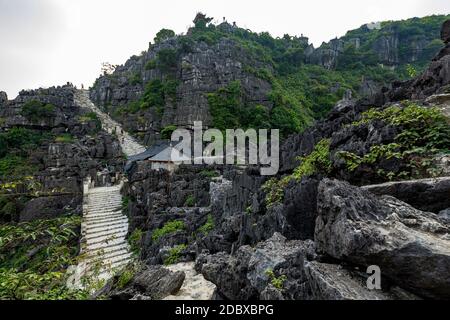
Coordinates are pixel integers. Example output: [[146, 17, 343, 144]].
[[1, 0, 449, 98]]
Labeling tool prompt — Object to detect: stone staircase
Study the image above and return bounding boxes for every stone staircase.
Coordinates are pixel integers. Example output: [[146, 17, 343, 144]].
[[69, 90, 215, 299], [74, 90, 146, 157], [68, 91, 147, 289]]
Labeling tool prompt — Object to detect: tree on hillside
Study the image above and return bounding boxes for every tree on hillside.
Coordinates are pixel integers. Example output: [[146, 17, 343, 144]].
[[154, 29, 176, 44], [193, 12, 213, 29]]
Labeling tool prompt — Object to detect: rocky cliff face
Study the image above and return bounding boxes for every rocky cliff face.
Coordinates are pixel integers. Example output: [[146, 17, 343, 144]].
[[121, 20, 450, 300], [90, 35, 273, 145], [0, 85, 123, 222], [309, 16, 450, 70]]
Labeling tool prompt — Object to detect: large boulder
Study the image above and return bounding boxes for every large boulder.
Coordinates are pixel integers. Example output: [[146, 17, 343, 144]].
[[361, 177, 450, 213], [315, 179, 450, 299], [196, 233, 315, 300], [304, 261, 391, 300], [104, 265, 185, 300], [196, 233, 396, 300]]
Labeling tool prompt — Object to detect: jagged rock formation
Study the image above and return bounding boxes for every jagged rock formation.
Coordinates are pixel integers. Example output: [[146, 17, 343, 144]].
[[121, 19, 450, 300], [0, 85, 123, 222], [316, 179, 449, 299], [90, 37, 272, 145], [309, 16, 450, 70]]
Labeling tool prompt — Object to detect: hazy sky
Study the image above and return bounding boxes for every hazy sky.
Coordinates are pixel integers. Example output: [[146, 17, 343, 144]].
[[1, 0, 449, 98]]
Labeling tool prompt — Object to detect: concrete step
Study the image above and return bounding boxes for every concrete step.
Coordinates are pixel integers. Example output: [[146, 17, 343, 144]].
[[84, 214, 125, 223], [85, 226, 128, 241], [84, 237, 128, 252], [85, 230, 128, 246], [84, 242, 130, 259], [83, 216, 128, 228], [88, 194, 122, 199], [94, 258, 132, 280], [85, 248, 131, 266], [87, 206, 122, 213], [88, 198, 122, 204], [85, 222, 129, 235], [85, 210, 123, 218]]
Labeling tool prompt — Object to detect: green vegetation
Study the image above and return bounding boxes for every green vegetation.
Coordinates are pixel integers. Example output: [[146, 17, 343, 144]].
[[115, 78, 179, 117], [164, 244, 187, 265], [116, 265, 136, 289], [0, 216, 90, 300], [79, 112, 101, 130], [128, 228, 143, 255], [184, 195, 196, 207], [265, 269, 287, 290], [340, 14, 449, 72], [122, 196, 130, 216], [152, 220, 185, 243], [207, 80, 311, 137], [199, 169, 220, 178], [338, 103, 450, 180], [0, 128, 53, 178], [20, 100, 55, 123], [154, 29, 175, 44], [55, 134, 74, 143], [197, 214, 215, 236], [161, 125, 178, 140], [145, 59, 157, 70], [129, 72, 142, 86], [262, 139, 331, 207]]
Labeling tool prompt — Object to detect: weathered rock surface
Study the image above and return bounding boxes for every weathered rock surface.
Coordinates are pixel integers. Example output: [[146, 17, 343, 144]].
[[90, 37, 273, 145], [196, 233, 398, 300], [196, 233, 316, 300], [304, 261, 390, 300], [442, 19, 450, 44], [315, 179, 450, 299], [102, 265, 186, 300], [362, 177, 450, 213], [0, 85, 124, 222]]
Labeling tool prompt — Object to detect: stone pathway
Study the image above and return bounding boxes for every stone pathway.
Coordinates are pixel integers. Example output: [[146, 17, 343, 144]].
[[164, 262, 216, 300], [68, 91, 146, 289], [67, 184, 132, 288], [74, 90, 146, 157], [70, 90, 215, 299]]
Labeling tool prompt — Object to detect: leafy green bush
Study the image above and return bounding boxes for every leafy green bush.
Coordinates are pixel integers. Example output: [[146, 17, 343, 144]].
[[129, 73, 142, 86], [55, 134, 74, 143], [164, 244, 187, 265], [161, 125, 178, 140], [152, 220, 185, 243], [20, 100, 55, 122], [262, 139, 331, 207], [156, 49, 178, 73], [184, 195, 195, 207], [265, 269, 287, 290], [197, 214, 215, 235], [145, 59, 157, 70], [128, 228, 143, 255], [0, 216, 88, 300], [0, 268, 89, 300], [339, 103, 450, 180], [199, 169, 220, 178], [0, 155, 35, 178], [154, 29, 175, 44], [116, 267, 135, 289]]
